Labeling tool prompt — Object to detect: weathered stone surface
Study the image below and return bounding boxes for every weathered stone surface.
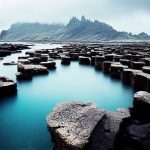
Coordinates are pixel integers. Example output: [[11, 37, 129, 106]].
[[46, 102, 129, 150], [16, 63, 48, 80], [0, 76, 17, 97], [95, 55, 105, 70], [40, 61, 56, 69], [47, 102, 106, 150], [61, 56, 71, 65], [115, 118, 150, 150], [131, 61, 146, 70], [120, 59, 131, 67], [18, 59, 31, 64], [140, 58, 150, 66], [142, 66, 150, 74], [115, 91, 150, 150], [0, 50, 11, 57], [102, 61, 112, 73], [110, 63, 128, 79], [87, 109, 129, 150], [3, 61, 17, 65], [33, 65, 49, 75], [130, 91, 150, 123], [0, 43, 30, 58], [121, 69, 142, 85], [113, 55, 123, 62], [132, 72, 150, 91], [70, 53, 79, 61], [79, 56, 91, 65]]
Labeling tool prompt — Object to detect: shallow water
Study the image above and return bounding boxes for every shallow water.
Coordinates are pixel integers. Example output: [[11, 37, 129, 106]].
[[0, 43, 134, 150]]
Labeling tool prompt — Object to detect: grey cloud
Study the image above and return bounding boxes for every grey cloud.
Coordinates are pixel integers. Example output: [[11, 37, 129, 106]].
[[0, 0, 150, 34]]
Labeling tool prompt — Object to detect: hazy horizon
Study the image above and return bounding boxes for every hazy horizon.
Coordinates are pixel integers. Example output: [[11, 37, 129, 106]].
[[0, 0, 150, 34]]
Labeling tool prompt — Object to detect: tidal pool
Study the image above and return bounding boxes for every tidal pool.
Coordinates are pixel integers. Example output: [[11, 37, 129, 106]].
[[0, 43, 134, 150]]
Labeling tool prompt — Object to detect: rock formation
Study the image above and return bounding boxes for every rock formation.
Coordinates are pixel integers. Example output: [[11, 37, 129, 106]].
[[0, 76, 17, 97], [47, 91, 150, 150], [46, 102, 129, 150]]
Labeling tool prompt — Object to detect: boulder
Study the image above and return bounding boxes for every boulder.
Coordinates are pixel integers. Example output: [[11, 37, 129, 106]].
[[110, 63, 128, 79], [0, 50, 11, 57], [140, 58, 150, 66], [41, 54, 49, 62], [95, 55, 105, 70], [113, 55, 123, 62], [131, 61, 146, 70], [121, 69, 142, 85], [16, 63, 48, 80], [16, 72, 33, 80], [0, 76, 17, 97], [18, 59, 31, 64], [142, 66, 150, 74], [131, 55, 143, 61], [17, 63, 34, 80], [132, 72, 150, 91], [120, 59, 131, 67], [40, 61, 56, 69], [91, 56, 96, 65], [70, 53, 79, 61], [46, 102, 106, 150], [124, 54, 132, 60], [115, 91, 150, 150], [130, 91, 150, 123], [87, 109, 129, 150], [61, 56, 71, 65], [105, 54, 114, 61], [3, 61, 17, 65], [25, 51, 35, 57], [79, 56, 91, 65], [102, 61, 112, 73], [33, 65, 49, 75]]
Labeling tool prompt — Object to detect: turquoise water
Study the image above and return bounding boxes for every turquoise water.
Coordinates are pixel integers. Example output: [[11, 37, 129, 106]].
[[0, 43, 134, 150]]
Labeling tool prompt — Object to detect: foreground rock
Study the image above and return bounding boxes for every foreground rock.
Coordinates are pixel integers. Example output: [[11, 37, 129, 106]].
[[0, 76, 17, 97], [46, 102, 129, 150], [115, 91, 150, 150]]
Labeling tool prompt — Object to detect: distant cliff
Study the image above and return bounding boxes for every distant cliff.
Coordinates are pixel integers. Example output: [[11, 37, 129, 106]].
[[0, 16, 150, 42]]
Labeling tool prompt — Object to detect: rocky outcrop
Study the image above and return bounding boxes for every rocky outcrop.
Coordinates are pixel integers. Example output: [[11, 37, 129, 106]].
[[40, 61, 56, 69], [46, 91, 150, 150], [132, 72, 150, 91], [142, 66, 150, 74], [110, 63, 128, 79], [95, 56, 105, 70], [79, 56, 91, 65], [115, 91, 150, 150], [0, 43, 30, 57], [130, 91, 150, 122], [0, 76, 17, 97], [87, 109, 129, 150], [46, 102, 129, 150], [16, 63, 48, 80], [61, 56, 71, 65]]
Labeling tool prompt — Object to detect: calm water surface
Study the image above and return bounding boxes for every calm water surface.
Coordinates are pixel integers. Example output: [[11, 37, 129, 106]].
[[0, 43, 134, 150]]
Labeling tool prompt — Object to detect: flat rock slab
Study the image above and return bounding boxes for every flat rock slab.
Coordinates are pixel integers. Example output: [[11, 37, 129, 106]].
[[47, 102, 106, 150], [46, 102, 129, 150], [0, 76, 17, 97]]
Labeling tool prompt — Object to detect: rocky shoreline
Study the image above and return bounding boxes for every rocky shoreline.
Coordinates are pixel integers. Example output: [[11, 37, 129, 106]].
[[0, 43, 30, 58], [16, 42, 150, 92], [0, 42, 150, 149]]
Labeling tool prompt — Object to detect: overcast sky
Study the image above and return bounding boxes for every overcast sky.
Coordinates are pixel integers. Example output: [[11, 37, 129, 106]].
[[0, 0, 150, 34]]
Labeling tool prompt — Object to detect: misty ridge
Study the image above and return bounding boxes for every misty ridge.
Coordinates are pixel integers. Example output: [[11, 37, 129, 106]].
[[0, 16, 150, 42]]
